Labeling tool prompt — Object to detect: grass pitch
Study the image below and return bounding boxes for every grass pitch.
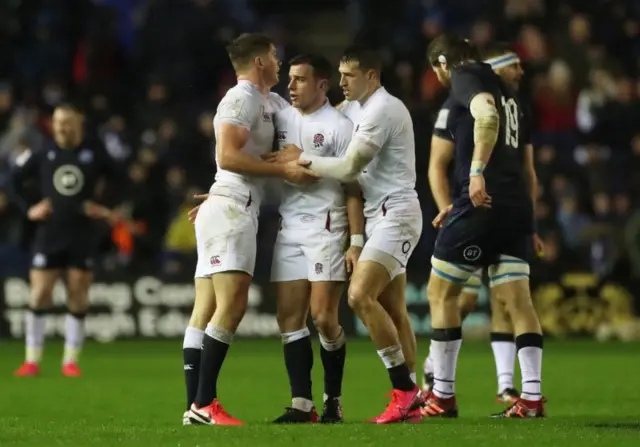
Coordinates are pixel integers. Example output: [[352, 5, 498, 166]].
[[1, 339, 639, 446]]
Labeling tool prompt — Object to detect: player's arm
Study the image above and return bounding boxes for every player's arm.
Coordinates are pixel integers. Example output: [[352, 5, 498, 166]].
[[216, 95, 286, 177], [451, 72, 499, 174], [429, 135, 454, 211], [522, 143, 537, 212], [302, 106, 386, 182], [92, 148, 130, 221], [6, 148, 42, 214], [344, 181, 365, 240]]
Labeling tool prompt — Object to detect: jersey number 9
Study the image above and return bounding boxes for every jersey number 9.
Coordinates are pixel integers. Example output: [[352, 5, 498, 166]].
[[501, 97, 519, 149]]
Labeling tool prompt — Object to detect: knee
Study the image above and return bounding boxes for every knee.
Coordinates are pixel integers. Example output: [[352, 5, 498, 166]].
[[66, 286, 89, 313], [276, 308, 306, 333], [30, 285, 54, 309], [215, 288, 249, 328], [458, 293, 478, 315], [189, 309, 212, 330], [347, 283, 376, 314], [311, 307, 339, 337]]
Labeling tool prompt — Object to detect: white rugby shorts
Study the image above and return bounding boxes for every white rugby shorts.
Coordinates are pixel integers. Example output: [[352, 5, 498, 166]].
[[270, 226, 348, 282], [194, 195, 258, 278], [359, 209, 423, 279]]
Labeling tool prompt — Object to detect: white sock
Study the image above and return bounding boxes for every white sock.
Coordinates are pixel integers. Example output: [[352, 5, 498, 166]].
[[25, 310, 46, 363], [183, 326, 205, 349], [291, 397, 314, 412], [205, 322, 234, 345], [519, 346, 543, 401], [410, 372, 417, 384], [376, 345, 405, 369], [318, 327, 346, 351], [282, 328, 311, 344], [424, 340, 435, 374], [491, 341, 516, 393], [431, 339, 462, 399], [63, 313, 86, 365]]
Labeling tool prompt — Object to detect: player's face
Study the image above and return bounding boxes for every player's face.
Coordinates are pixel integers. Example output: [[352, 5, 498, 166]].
[[432, 65, 451, 87], [288, 64, 326, 111], [498, 62, 524, 90], [260, 45, 280, 88], [52, 109, 82, 148], [339, 61, 369, 101]]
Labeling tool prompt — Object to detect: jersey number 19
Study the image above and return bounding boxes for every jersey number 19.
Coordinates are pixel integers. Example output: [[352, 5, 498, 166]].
[[501, 97, 519, 149]]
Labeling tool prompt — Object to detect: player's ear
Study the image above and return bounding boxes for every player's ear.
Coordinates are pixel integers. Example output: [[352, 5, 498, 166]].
[[254, 55, 264, 69], [318, 79, 328, 91]]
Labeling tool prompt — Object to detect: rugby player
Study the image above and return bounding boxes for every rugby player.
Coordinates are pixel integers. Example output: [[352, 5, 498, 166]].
[[422, 42, 543, 405], [273, 45, 423, 424], [8, 104, 122, 377], [184, 33, 319, 427], [417, 34, 545, 418], [267, 54, 361, 423]]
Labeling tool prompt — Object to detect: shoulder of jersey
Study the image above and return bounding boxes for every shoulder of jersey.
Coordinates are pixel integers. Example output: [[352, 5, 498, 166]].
[[268, 92, 290, 111], [14, 146, 43, 167]]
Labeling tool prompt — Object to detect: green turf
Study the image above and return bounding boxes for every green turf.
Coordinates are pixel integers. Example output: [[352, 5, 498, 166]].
[[1, 339, 639, 446]]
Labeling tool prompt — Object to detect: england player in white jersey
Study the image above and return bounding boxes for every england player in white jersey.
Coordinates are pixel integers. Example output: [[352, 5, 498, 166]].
[[265, 54, 363, 424], [274, 46, 423, 424], [183, 33, 319, 427]]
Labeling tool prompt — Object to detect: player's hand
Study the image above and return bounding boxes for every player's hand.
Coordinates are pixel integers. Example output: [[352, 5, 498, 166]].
[[469, 175, 492, 208], [283, 159, 320, 184], [432, 204, 453, 229], [83, 201, 117, 223], [345, 246, 362, 274], [262, 144, 303, 163], [187, 194, 209, 223], [533, 233, 545, 258], [27, 199, 52, 221]]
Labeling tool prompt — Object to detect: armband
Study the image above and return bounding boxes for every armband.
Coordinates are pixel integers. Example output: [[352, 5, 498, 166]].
[[350, 234, 364, 247], [469, 161, 486, 177]]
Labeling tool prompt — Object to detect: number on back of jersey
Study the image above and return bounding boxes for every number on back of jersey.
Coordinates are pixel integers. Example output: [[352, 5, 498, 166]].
[[501, 97, 519, 149]]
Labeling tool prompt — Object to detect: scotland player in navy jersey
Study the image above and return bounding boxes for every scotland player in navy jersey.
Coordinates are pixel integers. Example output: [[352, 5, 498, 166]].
[[8, 104, 123, 378], [416, 34, 545, 419], [422, 43, 544, 407]]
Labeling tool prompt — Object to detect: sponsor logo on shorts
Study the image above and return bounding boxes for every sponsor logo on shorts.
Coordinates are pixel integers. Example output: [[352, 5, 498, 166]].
[[210, 256, 221, 266], [463, 245, 482, 261], [32, 253, 46, 268], [277, 130, 287, 140], [314, 263, 323, 274], [312, 133, 325, 148]]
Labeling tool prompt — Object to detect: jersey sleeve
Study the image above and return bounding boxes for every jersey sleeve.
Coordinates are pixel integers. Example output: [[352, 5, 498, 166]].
[[354, 101, 392, 149], [216, 91, 259, 130], [333, 115, 354, 157], [433, 100, 454, 141], [451, 69, 489, 108]]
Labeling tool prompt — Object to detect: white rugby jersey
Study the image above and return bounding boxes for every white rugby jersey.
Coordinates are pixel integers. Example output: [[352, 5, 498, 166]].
[[275, 101, 353, 230], [340, 87, 419, 218], [210, 80, 287, 209]]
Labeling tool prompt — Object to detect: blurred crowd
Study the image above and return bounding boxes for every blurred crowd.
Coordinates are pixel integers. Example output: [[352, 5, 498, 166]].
[[1, 0, 640, 283]]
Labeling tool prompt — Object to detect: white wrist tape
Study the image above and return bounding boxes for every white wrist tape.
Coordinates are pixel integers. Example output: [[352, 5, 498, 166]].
[[350, 234, 364, 247], [469, 160, 486, 176]]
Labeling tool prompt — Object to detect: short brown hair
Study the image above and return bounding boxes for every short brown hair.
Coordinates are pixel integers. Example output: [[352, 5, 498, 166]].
[[341, 45, 382, 75], [226, 33, 274, 72], [427, 33, 478, 68]]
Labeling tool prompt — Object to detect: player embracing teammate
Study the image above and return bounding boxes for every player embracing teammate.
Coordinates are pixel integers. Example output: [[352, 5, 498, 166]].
[[180, 33, 545, 425]]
